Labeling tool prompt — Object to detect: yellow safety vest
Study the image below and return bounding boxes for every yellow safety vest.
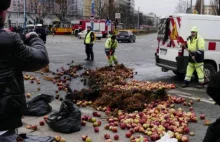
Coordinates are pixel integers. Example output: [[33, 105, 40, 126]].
[[85, 31, 94, 44], [187, 36, 205, 52], [105, 38, 118, 49]]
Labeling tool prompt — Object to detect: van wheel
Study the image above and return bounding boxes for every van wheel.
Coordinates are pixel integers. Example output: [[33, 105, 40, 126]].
[[204, 63, 216, 80]]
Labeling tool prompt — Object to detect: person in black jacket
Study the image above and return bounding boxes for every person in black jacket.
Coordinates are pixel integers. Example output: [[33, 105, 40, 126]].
[[203, 72, 220, 142], [84, 26, 95, 61], [0, 0, 49, 141]]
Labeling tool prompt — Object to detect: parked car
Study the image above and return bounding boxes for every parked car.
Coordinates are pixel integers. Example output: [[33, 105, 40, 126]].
[[78, 30, 102, 40], [116, 30, 136, 43]]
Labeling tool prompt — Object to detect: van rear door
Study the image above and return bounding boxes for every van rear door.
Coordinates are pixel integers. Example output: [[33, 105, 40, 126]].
[[156, 16, 183, 71]]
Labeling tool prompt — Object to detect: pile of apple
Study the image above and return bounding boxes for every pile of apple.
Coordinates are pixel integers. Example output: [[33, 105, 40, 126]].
[[23, 74, 40, 84], [113, 80, 176, 91]]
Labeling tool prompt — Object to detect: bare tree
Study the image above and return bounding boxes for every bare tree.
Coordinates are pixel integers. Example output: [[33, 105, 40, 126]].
[[175, 0, 188, 13], [26, 0, 50, 24], [210, 0, 219, 15], [195, 0, 204, 14], [54, 0, 68, 22]]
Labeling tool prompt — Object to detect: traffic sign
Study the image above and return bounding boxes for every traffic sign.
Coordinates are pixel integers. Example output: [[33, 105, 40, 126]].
[[115, 13, 121, 19], [90, 14, 95, 20]]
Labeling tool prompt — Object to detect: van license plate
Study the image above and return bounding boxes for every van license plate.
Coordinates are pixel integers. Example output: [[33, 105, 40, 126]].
[[160, 49, 167, 55]]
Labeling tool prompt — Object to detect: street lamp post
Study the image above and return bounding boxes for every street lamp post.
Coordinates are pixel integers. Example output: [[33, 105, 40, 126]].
[[91, 0, 95, 30], [24, 0, 27, 32]]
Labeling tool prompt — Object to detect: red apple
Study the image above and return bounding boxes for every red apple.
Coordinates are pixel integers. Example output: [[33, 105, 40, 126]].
[[120, 123, 126, 130], [31, 125, 37, 131], [104, 124, 110, 130], [183, 127, 190, 134], [82, 135, 88, 141], [39, 121, 44, 126], [181, 135, 189, 142], [104, 134, 110, 139], [114, 135, 119, 140], [126, 131, 132, 138], [112, 127, 118, 133], [94, 127, 99, 133], [200, 114, 206, 120], [81, 121, 86, 126]]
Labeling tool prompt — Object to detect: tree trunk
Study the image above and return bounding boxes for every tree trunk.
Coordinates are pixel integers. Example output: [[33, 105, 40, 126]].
[[218, 0, 220, 15]]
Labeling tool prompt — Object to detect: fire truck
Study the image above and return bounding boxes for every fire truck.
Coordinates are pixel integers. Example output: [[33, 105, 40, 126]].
[[71, 19, 113, 37]]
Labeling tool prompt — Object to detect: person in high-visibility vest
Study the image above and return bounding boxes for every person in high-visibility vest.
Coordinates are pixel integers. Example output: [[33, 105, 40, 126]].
[[84, 26, 95, 61], [182, 26, 205, 88], [105, 35, 118, 67]]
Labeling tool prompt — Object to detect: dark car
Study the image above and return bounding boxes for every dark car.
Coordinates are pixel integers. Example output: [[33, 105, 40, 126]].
[[116, 30, 136, 43]]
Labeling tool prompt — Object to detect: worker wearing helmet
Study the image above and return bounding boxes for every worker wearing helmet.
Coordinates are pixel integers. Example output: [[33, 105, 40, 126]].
[[84, 26, 95, 61], [182, 26, 205, 88], [105, 35, 118, 67]]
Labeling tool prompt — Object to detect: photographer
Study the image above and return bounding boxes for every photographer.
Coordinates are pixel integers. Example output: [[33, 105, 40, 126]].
[[203, 72, 220, 142], [0, 0, 49, 141]]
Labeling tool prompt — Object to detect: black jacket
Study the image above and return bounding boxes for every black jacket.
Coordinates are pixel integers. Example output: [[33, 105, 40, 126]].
[[0, 30, 49, 131]]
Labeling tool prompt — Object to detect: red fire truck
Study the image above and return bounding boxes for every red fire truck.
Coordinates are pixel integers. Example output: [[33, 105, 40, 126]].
[[71, 19, 113, 37]]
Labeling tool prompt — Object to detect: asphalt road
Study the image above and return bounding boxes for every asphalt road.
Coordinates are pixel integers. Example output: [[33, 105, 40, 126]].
[[19, 34, 220, 142]]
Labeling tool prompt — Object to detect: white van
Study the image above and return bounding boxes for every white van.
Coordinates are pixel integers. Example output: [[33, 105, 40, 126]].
[[155, 14, 220, 79]]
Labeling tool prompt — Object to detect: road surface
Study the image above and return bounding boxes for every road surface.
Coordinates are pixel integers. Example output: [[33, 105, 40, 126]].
[[19, 34, 220, 142]]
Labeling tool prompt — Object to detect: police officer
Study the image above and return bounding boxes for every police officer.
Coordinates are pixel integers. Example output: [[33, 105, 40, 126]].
[[105, 35, 118, 67], [182, 26, 205, 88], [84, 26, 95, 61]]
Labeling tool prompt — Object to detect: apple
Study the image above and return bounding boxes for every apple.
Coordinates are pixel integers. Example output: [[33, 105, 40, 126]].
[[94, 127, 99, 133], [189, 132, 195, 136], [26, 93, 31, 98], [181, 135, 189, 142], [92, 112, 98, 117], [82, 135, 88, 141], [204, 120, 211, 125], [183, 127, 189, 134], [39, 121, 44, 126], [60, 138, 66, 142], [196, 98, 201, 102], [91, 117, 96, 123], [114, 135, 119, 140], [189, 107, 194, 111], [26, 125, 31, 129], [120, 123, 126, 129], [93, 122, 99, 127], [85, 137, 92, 142], [104, 124, 110, 130], [81, 121, 86, 126], [106, 139, 112, 142], [200, 114, 206, 120], [104, 134, 110, 139], [31, 125, 37, 131], [44, 116, 48, 121], [112, 127, 118, 133], [54, 136, 61, 142], [126, 131, 132, 138], [97, 121, 102, 126]]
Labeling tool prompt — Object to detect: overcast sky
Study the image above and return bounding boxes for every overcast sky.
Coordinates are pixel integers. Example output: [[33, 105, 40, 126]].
[[135, 0, 211, 17]]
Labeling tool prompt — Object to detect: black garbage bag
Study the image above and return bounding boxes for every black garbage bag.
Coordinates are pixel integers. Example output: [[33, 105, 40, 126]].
[[207, 72, 220, 105], [46, 99, 81, 134], [24, 94, 54, 116], [17, 134, 54, 142]]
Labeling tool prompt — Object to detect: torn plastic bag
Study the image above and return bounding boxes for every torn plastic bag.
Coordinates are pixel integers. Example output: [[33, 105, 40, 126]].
[[24, 94, 54, 116], [17, 134, 54, 142], [46, 99, 81, 134]]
